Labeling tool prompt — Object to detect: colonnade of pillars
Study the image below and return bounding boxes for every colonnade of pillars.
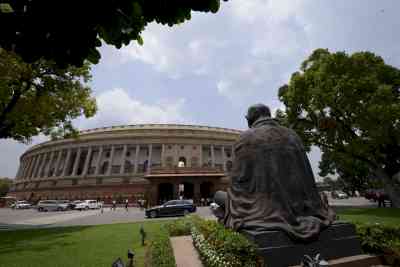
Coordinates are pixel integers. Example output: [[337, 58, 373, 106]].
[[156, 181, 214, 205], [15, 143, 235, 180]]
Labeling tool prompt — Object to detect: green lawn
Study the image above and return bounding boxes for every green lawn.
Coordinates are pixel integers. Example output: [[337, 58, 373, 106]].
[[0, 221, 168, 267], [0, 208, 399, 267], [336, 207, 400, 227]]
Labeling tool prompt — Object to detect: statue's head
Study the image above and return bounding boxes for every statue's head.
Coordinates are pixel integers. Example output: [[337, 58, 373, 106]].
[[246, 104, 271, 128]]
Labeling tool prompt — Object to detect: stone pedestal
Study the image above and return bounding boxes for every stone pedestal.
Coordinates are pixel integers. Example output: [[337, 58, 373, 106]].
[[241, 222, 363, 267]]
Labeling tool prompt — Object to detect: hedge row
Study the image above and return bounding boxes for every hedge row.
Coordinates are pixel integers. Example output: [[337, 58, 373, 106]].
[[165, 216, 192, 237], [148, 227, 176, 267], [191, 216, 259, 267], [164, 216, 259, 267], [153, 217, 400, 267], [354, 222, 400, 262]]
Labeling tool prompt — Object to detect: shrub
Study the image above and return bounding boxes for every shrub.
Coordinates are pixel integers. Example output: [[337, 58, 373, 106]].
[[191, 218, 258, 267], [148, 227, 176, 267], [354, 222, 400, 254], [165, 216, 193, 236], [354, 222, 400, 266]]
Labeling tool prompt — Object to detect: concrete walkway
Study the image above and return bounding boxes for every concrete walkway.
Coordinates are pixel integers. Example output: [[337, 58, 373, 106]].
[[171, 236, 203, 267]]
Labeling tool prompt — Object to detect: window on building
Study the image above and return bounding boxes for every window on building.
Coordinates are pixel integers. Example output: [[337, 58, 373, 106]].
[[226, 161, 233, 172], [181, 145, 185, 150], [101, 161, 109, 174], [166, 157, 173, 168], [191, 157, 199, 167], [178, 157, 186, 167]]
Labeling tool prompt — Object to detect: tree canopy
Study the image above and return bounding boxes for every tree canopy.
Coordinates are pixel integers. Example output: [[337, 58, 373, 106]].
[[0, 0, 227, 67], [0, 48, 97, 142], [278, 48, 400, 206], [0, 177, 12, 197]]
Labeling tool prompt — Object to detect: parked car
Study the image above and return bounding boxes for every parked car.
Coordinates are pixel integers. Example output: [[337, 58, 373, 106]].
[[74, 200, 102, 210], [145, 199, 196, 218], [66, 200, 83, 210], [331, 191, 349, 199], [37, 200, 69, 212], [12, 200, 32, 209]]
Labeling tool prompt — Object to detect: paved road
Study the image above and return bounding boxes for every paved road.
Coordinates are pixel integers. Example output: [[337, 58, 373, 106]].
[[0, 197, 378, 231], [0, 206, 215, 230]]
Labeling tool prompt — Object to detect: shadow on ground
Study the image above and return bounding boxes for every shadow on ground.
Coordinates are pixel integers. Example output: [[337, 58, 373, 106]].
[[334, 206, 400, 219], [0, 225, 92, 255]]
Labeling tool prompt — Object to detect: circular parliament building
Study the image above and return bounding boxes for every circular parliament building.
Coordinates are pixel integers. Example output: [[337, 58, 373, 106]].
[[10, 124, 241, 206]]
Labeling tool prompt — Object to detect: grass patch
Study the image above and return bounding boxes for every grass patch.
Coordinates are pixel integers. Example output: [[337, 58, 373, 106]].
[[336, 207, 400, 227], [1, 208, 399, 267], [0, 221, 167, 267]]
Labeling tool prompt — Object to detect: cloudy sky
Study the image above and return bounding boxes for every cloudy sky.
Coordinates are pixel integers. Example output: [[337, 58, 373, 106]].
[[1, 0, 400, 179]]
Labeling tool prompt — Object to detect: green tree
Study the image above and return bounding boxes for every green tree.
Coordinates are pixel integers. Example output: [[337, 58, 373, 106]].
[[278, 48, 400, 207], [0, 177, 12, 197], [0, 0, 226, 67], [0, 48, 97, 142], [319, 151, 371, 194]]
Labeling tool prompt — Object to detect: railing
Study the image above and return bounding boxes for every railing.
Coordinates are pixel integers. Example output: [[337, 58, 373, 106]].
[[149, 166, 224, 175]]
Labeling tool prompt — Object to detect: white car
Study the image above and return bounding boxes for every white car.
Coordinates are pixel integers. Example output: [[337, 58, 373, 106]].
[[74, 200, 102, 210], [14, 200, 32, 209]]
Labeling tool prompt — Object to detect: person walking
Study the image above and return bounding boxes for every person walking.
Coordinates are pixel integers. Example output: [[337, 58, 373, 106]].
[[125, 199, 129, 212], [112, 199, 117, 211]]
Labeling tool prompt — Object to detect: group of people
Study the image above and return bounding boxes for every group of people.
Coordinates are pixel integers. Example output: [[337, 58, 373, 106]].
[[105, 198, 147, 211], [110, 199, 129, 211]]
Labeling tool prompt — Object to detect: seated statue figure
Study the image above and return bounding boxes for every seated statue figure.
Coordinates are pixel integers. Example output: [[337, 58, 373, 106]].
[[222, 104, 335, 241]]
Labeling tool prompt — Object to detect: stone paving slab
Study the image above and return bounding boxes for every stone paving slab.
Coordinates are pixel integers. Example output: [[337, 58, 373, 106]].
[[16, 210, 99, 225], [171, 236, 203, 267]]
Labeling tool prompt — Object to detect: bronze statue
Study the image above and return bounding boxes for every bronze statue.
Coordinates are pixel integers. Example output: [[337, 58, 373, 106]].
[[221, 104, 335, 241]]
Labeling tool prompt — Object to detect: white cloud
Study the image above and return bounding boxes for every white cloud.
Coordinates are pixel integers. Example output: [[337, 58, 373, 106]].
[[230, 0, 306, 24], [76, 88, 191, 130]]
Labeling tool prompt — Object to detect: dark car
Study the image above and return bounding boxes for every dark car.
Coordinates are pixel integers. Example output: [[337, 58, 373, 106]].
[[145, 199, 196, 218]]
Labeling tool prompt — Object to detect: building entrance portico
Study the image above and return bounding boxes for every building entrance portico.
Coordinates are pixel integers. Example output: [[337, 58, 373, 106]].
[[158, 183, 174, 204], [146, 173, 225, 206]]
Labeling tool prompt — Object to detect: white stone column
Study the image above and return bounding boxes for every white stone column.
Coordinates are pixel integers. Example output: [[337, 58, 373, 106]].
[[161, 144, 165, 167], [38, 153, 49, 177], [231, 145, 235, 162], [120, 145, 128, 174], [82, 147, 93, 176], [95, 146, 104, 175], [106, 145, 115, 176], [147, 144, 153, 173], [20, 159, 28, 179], [40, 153, 49, 177], [15, 162, 23, 180], [211, 145, 215, 167], [31, 154, 39, 178], [72, 148, 82, 176], [33, 154, 44, 178], [134, 145, 140, 174], [53, 150, 63, 177], [26, 156, 35, 179], [28, 156, 37, 179], [199, 145, 203, 167], [62, 149, 72, 176], [24, 157, 33, 179], [222, 146, 226, 171], [44, 151, 55, 177]]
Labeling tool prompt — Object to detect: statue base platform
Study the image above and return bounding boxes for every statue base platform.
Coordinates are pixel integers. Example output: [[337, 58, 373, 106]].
[[241, 222, 363, 267]]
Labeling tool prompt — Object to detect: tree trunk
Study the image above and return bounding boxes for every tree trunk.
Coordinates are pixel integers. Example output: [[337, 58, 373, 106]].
[[375, 168, 400, 208]]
